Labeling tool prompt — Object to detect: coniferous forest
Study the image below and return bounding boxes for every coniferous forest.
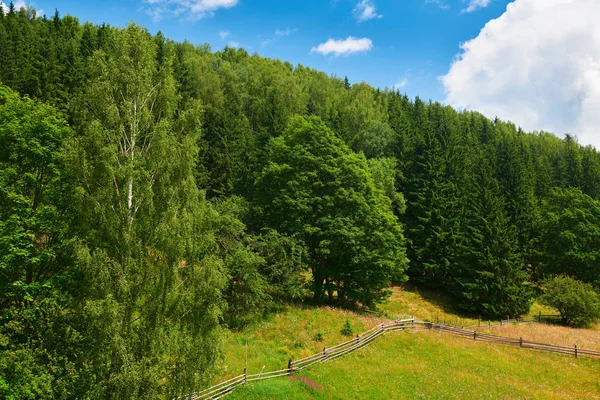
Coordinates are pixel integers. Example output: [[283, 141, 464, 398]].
[[1, 6, 600, 399]]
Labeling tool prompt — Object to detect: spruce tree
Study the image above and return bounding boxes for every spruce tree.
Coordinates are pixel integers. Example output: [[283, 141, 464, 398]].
[[453, 148, 532, 317]]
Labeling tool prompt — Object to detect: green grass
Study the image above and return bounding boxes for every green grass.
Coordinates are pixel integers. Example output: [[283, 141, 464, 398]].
[[211, 285, 600, 399], [228, 330, 600, 399]]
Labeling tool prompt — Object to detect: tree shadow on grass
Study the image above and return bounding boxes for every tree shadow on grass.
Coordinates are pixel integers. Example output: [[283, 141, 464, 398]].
[[399, 282, 481, 320]]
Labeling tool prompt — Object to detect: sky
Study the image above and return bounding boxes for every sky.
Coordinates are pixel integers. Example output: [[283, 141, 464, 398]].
[[2, 0, 599, 148]]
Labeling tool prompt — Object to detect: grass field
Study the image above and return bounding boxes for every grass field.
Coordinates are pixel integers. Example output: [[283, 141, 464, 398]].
[[478, 322, 600, 351], [211, 285, 600, 399], [228, 329, 600, 399]]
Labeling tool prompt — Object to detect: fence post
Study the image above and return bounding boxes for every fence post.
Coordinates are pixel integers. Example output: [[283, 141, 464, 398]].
[[356, 334, 360, 344], [412, 316, 414, 326], [244, 367, 247, 384], [323, 347, 327, 360], [538, 311, 541, 323], [288, 359, 293, 375], [473, 331, 476, 340], [575, 345, 578, 358], [519, 337, 523, 347]]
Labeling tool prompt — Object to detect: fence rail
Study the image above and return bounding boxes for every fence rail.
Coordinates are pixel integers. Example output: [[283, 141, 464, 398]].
[[186, 316, 598, 399]]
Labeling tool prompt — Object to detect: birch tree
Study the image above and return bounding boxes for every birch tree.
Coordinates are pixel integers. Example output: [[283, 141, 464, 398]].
[[68, 24, 226, 398]]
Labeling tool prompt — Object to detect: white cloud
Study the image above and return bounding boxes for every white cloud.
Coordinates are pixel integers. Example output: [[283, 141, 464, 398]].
[[275, 28, 298, 37], [442, 0, 600, 149], [311, 37, 373, 56], [1, 1, 29, 13], [393, 78, 409, 90], [353, 0, 382, 22], [425, 0, 450, 10], [219, 30, 230, 40], [461, 0, 491, 13], [227, 40, 239, 48], [143, 0, 238, 21]]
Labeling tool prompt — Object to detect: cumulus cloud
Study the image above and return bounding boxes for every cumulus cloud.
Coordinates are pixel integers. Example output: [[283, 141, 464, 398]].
[[353, 0, 382, 22], [227, 40, 239, 48], [461, 0, 491, 13], [1, 1, 29, 13], [219, 30, 230, 40], [311, 37, 373, 56], [143, 0, 238, 21], [442, 0, 600, 148]]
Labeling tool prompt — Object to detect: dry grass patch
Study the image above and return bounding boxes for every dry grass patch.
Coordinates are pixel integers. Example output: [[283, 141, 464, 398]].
[[379, 285, 480, 326], [478, 322, 600, 351]]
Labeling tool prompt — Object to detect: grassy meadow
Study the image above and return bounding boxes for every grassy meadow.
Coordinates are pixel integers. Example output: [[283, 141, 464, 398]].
[[228, 329, 600, 399], [211, 286, 600, 399]]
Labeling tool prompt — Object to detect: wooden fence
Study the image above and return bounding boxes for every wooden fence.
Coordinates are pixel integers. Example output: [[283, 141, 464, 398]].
[[185, 317, 599, 399]]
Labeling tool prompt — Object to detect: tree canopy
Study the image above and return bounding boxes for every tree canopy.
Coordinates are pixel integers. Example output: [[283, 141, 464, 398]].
[[1, 8, 600, 397], [254, 116, 408, 307]]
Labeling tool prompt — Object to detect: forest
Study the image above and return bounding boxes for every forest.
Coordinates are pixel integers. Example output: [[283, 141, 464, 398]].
[[1, 4, 600, 399]]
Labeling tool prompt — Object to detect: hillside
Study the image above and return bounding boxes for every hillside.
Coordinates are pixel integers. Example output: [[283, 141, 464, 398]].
[[2, 7, 600, 399], [228, 330, 600, 399], [210, 287, 600, 399]]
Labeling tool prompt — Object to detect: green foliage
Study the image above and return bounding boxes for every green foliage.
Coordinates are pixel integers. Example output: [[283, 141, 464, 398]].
[[213, 197, 270, 329], [252, 229, 308, 298], [340, 320, 354, 336], [2, 9, 600, 398], [453, 149, 532, 317], [313, 331, 324, 342], [536, 188, 600, 287], [255, 115, 408, 307], [0, 85, 77, 399], [0, 85, 69, 306], [367, 157, 406, 215], [539, 275, 600, 327]]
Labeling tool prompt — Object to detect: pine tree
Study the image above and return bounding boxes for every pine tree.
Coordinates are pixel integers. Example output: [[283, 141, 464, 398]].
[[453, 148, 532, 317], [403, 101, 462, 287]]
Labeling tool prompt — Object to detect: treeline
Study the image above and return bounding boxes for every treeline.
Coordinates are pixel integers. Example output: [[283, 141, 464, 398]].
[[1, 5, 600, 398]]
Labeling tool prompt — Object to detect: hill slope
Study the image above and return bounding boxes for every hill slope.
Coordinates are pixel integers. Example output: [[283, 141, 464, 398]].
[[228, 329, 600, 399], [211, 287, 600, 399]]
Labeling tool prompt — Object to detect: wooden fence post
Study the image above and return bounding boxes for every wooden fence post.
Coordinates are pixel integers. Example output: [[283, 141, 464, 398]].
[[473, 331, 477, 340], [288, 359, 293, 375], [575, 345, 578, 358], [323, 347, 327, 360], [356, 334, 360, 344], [519, 337, 523, 347], [244, 367, 247, 384]]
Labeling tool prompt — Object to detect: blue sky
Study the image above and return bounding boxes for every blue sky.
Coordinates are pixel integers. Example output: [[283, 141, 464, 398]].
[[4, 0, 600, 148], [14, 0, 510, 102]]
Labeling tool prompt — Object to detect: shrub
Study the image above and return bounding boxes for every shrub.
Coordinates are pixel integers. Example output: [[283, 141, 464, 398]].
[[341, 320, 354, 336], [313, 331, 324, 342], [539, 275, 600, 327]]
